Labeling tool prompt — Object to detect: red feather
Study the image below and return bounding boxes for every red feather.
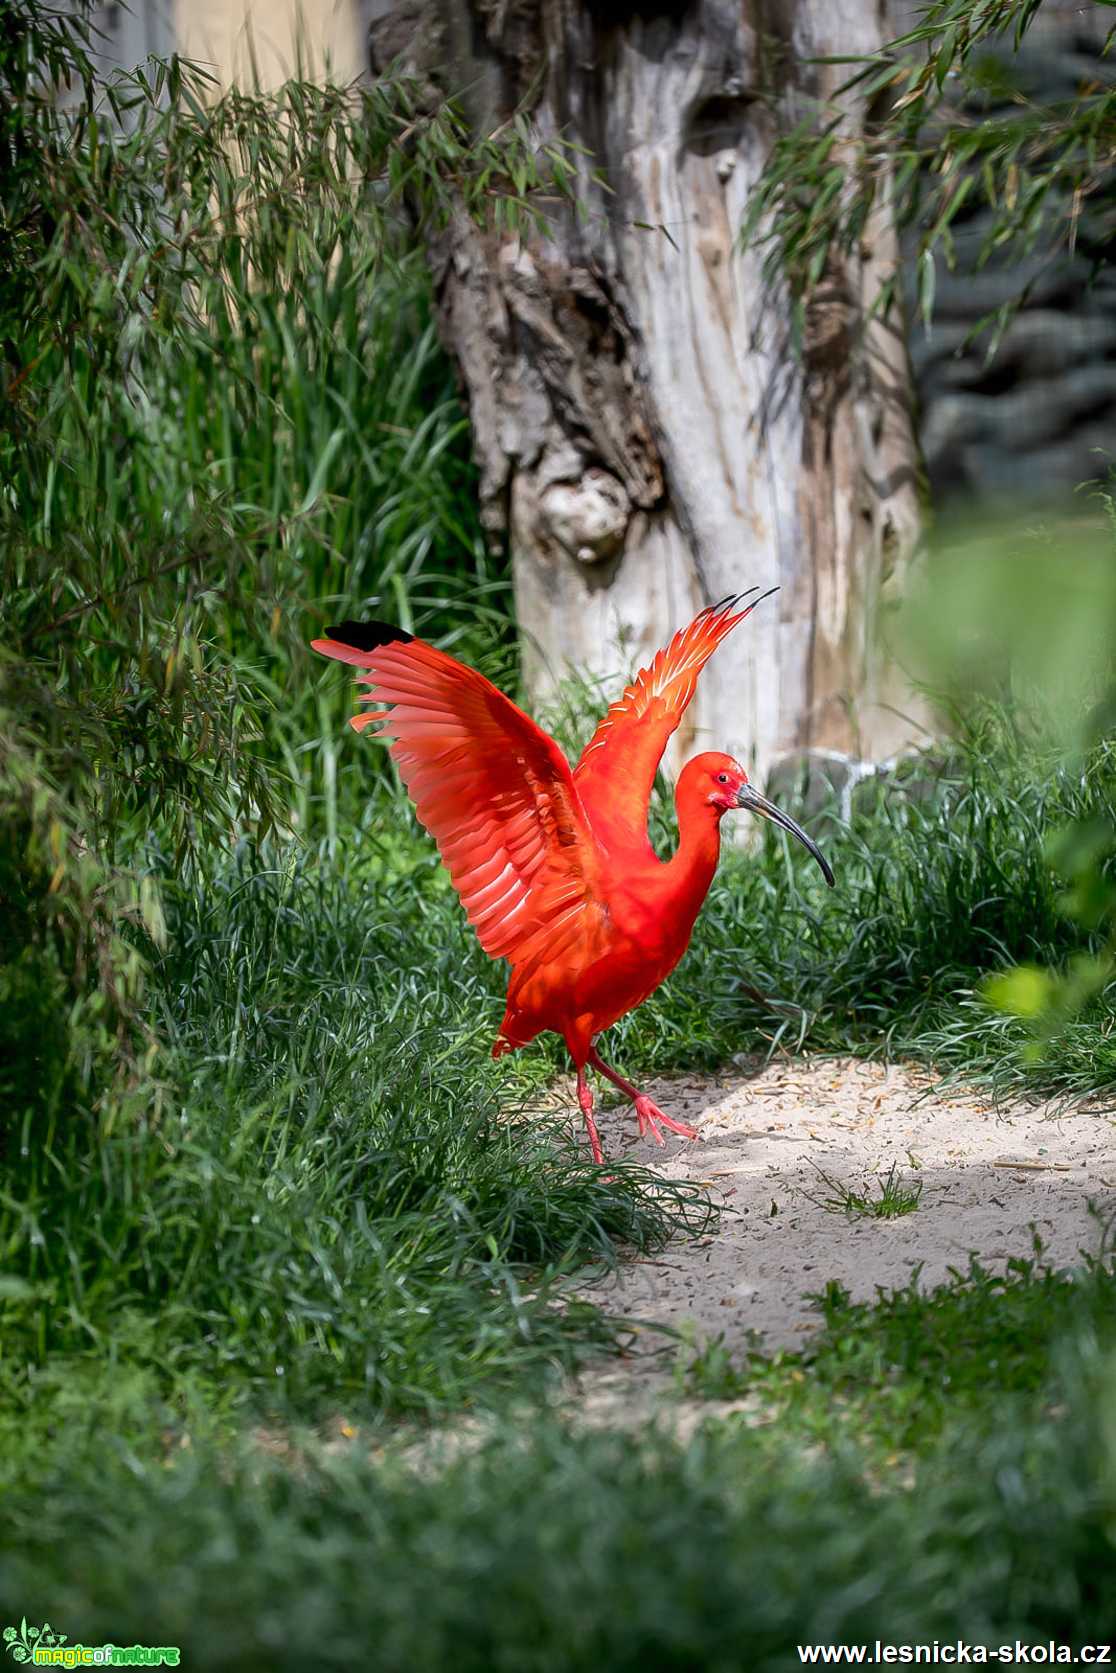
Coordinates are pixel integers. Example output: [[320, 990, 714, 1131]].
[[573, 591, 773, 858], [311, 632, 606, 981]]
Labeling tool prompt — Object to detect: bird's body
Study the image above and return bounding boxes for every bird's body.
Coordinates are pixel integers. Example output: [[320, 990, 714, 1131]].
[[312, 594, 833, 1161], [494, 766, 723, 1061]]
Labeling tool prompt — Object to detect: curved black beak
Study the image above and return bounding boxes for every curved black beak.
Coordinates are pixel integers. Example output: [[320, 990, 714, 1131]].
[[735, 784, 835, 888]]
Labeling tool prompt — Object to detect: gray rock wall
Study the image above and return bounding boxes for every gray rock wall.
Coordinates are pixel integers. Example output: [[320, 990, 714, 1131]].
[[901, 4, 1116, 504]]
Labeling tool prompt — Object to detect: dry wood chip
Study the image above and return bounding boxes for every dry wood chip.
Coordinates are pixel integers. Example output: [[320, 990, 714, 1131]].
[[992, 1158, 1072, 1172]]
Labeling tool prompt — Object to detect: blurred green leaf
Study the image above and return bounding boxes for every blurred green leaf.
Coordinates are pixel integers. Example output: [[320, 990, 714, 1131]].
[[984, 965, 1056, 1019], [895, 514, 1116, 751]]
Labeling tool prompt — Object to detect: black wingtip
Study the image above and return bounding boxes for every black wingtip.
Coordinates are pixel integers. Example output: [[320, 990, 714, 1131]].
[[707, 589, 756, 618], [327, 619, 415, 652], [709, 585, 780, 617]]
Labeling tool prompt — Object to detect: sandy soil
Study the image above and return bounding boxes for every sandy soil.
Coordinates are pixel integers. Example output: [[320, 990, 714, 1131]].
[[572, 1057, 1116, 1419], [299, 1059, 1116, 1462]]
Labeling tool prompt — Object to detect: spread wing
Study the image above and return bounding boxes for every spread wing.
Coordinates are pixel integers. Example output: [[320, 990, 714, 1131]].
[[573, 591, 774, 857], [311, 621, 604, 965]]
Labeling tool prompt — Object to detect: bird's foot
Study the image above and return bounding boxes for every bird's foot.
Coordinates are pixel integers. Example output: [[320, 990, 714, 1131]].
[[632, 1095, 698, 1146]]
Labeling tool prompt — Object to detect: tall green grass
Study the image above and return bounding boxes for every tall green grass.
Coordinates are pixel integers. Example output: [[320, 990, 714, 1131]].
[[0, 824, 711, 1428], [3, 1254, 1115, 1667]]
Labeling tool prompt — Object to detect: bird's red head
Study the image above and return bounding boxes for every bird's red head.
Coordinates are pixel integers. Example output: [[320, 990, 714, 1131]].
[[680, 751, 835, 886], [693, 751, 750, 813]]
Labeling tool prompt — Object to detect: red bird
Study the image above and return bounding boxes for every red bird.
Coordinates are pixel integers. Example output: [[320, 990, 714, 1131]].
[[312, 593, 833, 1163]]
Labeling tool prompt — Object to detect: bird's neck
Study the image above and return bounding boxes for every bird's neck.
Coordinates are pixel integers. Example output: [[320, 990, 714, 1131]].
[[662, 800, 723, 927]]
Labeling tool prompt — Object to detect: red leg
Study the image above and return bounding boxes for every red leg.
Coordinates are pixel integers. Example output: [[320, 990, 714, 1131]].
[[576, 1065, 605, 1165], [587, 1047, 698, 1146]]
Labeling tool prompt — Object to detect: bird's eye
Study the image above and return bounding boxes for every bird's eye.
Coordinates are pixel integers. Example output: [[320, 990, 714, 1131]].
[[717, 773, 729, 784]]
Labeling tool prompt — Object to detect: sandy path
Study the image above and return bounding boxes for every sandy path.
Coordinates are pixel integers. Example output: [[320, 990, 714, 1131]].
[[572, 1057, 1116, 1412]]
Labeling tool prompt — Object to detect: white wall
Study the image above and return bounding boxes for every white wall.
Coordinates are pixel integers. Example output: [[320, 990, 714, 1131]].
[[175, 0, 367, 89], [70, 0, 369, 88]]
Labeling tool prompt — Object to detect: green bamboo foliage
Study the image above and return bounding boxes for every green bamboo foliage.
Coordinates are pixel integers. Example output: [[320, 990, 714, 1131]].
[[743, 0, 1116, 341], [1, 0, 573, 1122], [3, 2, 558, 851]]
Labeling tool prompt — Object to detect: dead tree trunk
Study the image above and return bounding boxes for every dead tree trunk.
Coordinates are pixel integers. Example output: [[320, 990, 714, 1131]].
[[371, 0, 925, 790]]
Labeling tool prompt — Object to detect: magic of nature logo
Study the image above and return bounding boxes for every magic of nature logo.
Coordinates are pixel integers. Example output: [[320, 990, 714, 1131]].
[[3, 1622, 181, 1667]]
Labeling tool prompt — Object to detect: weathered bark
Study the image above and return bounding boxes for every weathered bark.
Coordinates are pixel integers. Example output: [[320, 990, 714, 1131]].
[[373, 0, 925, 788]]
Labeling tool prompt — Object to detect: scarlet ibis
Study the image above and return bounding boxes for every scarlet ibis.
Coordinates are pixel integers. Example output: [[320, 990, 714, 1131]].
[[312, 593, 833, 1163]]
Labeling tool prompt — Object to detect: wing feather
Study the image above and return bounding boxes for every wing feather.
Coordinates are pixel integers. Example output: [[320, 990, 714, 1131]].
[[573, 591, 775, 857], [312, 625, 605, 964]]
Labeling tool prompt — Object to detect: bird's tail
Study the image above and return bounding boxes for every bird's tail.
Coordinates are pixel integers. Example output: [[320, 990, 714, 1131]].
[[491, 1004, 539, 1059]]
